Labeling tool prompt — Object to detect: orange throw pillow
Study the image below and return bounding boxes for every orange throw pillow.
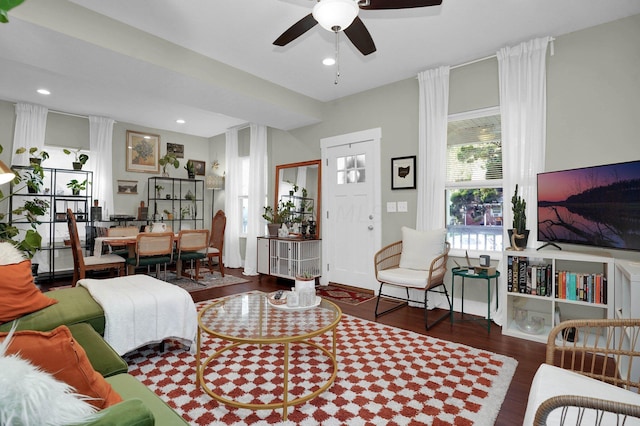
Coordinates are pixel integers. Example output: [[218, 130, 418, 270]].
[[0, 325, 123, 409], [0, 260, 57, 323]]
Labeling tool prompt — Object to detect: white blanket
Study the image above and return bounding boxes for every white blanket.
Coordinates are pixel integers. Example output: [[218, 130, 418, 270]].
[[77, 275, 197, 355]]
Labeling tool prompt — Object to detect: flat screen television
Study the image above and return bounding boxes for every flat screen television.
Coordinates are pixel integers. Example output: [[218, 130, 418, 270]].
[[537, 160, 640, 251]]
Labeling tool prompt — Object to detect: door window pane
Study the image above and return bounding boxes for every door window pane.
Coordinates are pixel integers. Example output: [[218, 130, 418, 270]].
[[336, 154, 366, 185]]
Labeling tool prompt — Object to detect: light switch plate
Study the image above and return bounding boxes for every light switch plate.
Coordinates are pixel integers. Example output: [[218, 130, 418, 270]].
[[386, 202, 397, 213], [397, 201, 408, 212]]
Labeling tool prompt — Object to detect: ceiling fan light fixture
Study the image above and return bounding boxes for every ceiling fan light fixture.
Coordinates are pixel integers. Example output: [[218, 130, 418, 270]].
[[312, 0, 359, 32]]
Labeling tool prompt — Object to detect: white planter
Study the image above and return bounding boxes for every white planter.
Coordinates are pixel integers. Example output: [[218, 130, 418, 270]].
[[295, 277, 316, 307]]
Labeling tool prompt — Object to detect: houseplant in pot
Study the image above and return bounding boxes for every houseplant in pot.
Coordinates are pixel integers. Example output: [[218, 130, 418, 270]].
[[67, 178, 88, 196], [63, 148, 89, 170], [294, 271, 317, 307], [263, 205, 283, 237], [159, 152, 179, 177], [184, 160, 196, 179], [15, 146, 49, 166], [508, 184, 529, 250]]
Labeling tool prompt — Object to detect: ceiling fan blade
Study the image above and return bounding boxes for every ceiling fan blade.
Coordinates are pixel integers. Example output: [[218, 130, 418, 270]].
[[360, 0, 442, 10], [343, 16, 376, 56], [273, 14, 318, 46]]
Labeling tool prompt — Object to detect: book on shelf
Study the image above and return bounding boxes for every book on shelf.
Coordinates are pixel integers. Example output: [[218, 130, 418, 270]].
[[523, 263, 552, 297], [554, 271, 607, 304], [507, 256, 514, 292], [518, 257, 527, 294]]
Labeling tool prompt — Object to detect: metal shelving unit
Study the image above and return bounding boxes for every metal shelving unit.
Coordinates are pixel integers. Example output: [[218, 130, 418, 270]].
[[147, 177, 204, 231], [9, 166, 93, 282]]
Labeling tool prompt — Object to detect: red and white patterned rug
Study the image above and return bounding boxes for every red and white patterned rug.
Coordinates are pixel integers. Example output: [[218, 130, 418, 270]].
[[124, 300, 517, 425], [316, 284, 375, 305]]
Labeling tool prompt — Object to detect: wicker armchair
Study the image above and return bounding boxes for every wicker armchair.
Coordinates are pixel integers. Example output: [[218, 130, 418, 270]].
[[530, 318, 640, 425], [373, 240, 451, 329]]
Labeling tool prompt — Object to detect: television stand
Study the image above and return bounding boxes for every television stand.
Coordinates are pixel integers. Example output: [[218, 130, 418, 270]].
[[537, 242, 562, 251]]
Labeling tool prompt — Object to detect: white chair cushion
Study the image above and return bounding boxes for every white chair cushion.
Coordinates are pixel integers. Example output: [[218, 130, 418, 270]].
[[83, 254, 126, 266], [524, 364, 640, 426], [205, 247, 219, 254], [377, 267, 430, 289], [399, 227, 446, 271]]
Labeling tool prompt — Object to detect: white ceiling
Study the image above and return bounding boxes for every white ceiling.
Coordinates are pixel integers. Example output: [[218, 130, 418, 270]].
[[1, 0, 639, 138]]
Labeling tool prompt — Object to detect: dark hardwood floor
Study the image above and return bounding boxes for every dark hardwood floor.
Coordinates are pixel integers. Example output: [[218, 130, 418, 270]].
[[43, 268, 545, 425]]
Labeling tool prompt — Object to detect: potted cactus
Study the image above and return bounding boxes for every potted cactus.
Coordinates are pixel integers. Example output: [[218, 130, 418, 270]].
[[508, 184, 529, 249], [184, 160, 195, 179]]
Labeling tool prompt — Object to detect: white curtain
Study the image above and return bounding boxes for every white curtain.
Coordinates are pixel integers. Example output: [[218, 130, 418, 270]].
[[243, 124, 267, 276], [498, 36, 550, 248], [224, 126, 243, 268], [89, 116, 115, 219], [417, 66, 450, 231], [415, 66, 450, 309], [12, 103, 48, 166], [494, 36, 550, 326]]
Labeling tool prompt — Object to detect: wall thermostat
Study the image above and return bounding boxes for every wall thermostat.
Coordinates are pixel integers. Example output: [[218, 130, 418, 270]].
[[479, 255, 490, 267]]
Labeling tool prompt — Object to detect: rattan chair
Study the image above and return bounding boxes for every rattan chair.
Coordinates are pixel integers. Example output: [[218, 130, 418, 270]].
[[373, 239, 451, 330], [176, 229, 209, 283], [66, 209, 126, 286], [106, 226, 139, 257], [125, 232, 174, 280], [531, 318, 640, 425], [206, 210, 226, 276]]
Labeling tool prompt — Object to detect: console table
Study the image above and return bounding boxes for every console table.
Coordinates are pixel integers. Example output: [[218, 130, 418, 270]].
[[257, 236, 321, 281]]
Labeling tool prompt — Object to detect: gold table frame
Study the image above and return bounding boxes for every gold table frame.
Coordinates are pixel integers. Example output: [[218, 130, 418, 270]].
[[196, 292, 342, 420]]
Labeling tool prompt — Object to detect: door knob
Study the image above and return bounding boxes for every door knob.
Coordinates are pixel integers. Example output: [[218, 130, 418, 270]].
[[368, 225, 374, 230], [369, 215, 374, 220]]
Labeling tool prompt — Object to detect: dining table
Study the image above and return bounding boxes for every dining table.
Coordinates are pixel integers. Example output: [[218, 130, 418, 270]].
[[94, 233, 200, 277]]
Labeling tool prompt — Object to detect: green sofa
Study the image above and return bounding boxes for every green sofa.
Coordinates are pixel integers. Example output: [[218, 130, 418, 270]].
[[1, 286, 189, 426]]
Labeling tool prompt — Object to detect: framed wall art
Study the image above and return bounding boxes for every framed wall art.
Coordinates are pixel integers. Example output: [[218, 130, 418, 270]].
[[166, 142, 184, 158], [191, 159, 206, 176], [391, 156, 416, 190], [126, 130, 160, 173], [117, 180, 138, 194]]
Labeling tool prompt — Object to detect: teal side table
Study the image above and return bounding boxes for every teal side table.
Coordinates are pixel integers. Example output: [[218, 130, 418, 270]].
[[450, 267, 500, 332]]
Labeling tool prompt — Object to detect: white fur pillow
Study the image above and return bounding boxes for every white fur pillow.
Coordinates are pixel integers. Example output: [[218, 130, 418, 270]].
[[0, 242, 26, 266], [0, 326, 100, 426], [399, 227, 446, 271]]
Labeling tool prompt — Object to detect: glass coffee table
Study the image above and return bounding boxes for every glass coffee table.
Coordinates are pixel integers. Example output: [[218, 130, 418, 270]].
[[196, 292, 342, 420]]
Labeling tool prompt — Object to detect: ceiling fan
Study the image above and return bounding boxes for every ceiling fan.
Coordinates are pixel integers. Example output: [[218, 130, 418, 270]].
[[273, 0, 443, 56]]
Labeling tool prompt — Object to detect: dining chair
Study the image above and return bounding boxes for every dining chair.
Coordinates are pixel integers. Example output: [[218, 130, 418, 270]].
[[66, 209, 126, 286], [106, 226, 139, 257], [176, 229, 209, 283], [206, 210, 226, 276], [125, 232, 175, 280]]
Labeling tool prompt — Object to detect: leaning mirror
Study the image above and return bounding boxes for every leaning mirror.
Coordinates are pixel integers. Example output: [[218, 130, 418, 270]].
[[275, 160, 321, 238]]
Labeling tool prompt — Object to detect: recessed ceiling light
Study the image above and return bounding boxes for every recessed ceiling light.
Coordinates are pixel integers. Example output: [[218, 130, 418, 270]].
[[176, 119, 185, 124], [322, 57, 336, 66], [37, 88, 51, 95]]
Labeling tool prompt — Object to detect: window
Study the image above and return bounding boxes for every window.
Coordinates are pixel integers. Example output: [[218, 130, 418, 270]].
[[446, 107, 503, 251]]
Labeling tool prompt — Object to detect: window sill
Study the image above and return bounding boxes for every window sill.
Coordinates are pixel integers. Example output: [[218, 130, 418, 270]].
[[449, 248, 501, 260]]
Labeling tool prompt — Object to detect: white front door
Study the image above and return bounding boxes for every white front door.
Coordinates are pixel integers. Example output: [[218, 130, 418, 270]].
[[321, 128, 381, 291]]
